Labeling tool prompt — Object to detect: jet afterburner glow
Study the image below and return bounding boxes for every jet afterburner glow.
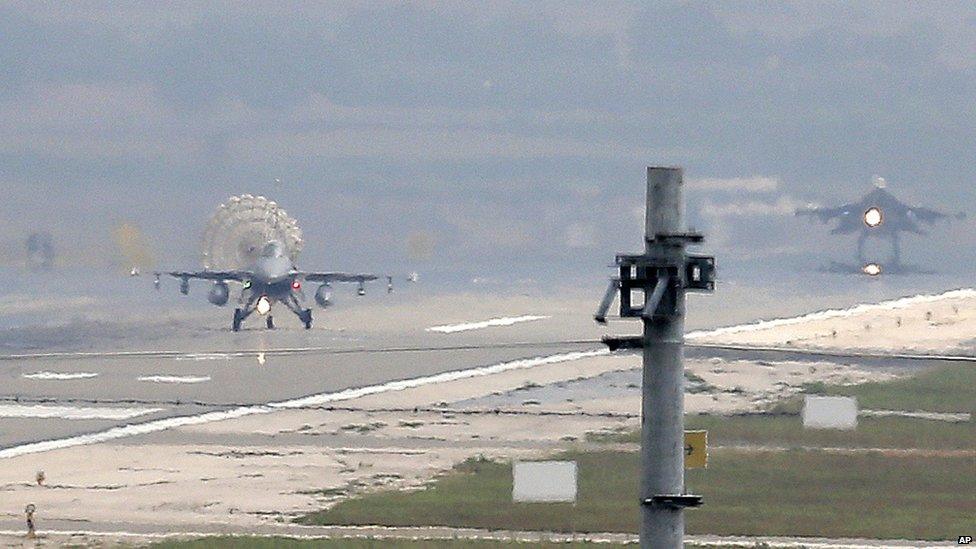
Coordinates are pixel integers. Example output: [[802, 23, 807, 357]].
[[862, 263, 882, 276], [863, 207, 883, 228]]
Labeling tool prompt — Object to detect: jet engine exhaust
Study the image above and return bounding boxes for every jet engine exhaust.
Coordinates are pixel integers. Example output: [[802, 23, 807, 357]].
[[314, 285, 333, 308], [208, 281, 230, 306]]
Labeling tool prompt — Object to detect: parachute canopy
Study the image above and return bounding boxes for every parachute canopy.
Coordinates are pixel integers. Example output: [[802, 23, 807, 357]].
[[201, 194, 303, 270]]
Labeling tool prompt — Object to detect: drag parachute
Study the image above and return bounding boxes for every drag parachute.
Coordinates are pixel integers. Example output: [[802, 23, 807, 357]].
[[201, 194, 304, 270]]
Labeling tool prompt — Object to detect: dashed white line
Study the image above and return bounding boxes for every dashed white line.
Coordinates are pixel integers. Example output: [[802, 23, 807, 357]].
[[427, 315, 550, 334], [0, 404, 163, 420], [137, 375, 212, 384], [174, 353, 233, 361], [22, 371, 99, 380]]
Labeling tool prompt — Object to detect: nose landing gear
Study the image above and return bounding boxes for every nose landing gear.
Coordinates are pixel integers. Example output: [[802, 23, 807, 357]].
[[233, 298, 313, 331]]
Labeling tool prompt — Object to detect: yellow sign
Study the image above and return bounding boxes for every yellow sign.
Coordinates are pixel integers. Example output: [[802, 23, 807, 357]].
[[684, 430, 707, 469]]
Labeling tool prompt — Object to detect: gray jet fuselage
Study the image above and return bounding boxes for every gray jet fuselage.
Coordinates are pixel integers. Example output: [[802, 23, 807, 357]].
[[230, 242, 311, 329]]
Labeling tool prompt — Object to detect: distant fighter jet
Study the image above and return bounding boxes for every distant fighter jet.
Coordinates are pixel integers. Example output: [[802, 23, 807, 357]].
[[25, 232, 55, 270], [156, 240, 379, 331], [796, 176, 963, 274]]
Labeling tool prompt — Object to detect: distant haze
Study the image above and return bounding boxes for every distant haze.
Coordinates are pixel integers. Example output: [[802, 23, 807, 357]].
[[2, 1, 974, 289]]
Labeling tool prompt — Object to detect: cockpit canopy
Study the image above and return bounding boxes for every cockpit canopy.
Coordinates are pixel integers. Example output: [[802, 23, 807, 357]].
[[260, 241, 285, 258]]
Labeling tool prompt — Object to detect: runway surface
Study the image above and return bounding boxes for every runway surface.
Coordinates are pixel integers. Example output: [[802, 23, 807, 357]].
[[2, 288, 968, 458], [0, 299, 615, 454], [2, 338, 959, 455]]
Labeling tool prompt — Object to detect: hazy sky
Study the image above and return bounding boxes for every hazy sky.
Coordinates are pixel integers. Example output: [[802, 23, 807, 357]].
[[2, 1, 975, 283]]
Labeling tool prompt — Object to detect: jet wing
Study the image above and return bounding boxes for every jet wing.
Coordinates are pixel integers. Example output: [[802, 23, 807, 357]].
[[795, 204, 853, 223], [158, 270, 252, 282], [907, 206, 947, 224], [300, 272, 379, 283]]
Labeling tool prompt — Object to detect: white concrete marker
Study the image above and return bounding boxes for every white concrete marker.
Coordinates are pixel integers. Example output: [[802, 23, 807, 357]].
[[803, 395, 858, 430], [513, 460, 578, 503]]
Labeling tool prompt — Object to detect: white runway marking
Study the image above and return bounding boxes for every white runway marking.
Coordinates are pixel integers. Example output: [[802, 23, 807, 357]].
[[686, 287, 976, 340], [0, 349, 607, 459], [860, 409, 971, 423], [137, 375, 212, 384], [174, 353, 233, 361], [0, 404, 162, 420], [22, 371, 99, 380], [427, 315, 550, 333]]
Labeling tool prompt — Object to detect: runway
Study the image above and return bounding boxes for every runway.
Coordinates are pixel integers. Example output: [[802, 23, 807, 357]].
[[0, 288, 971, 541], [0, 341, 604, 452], [2, 286, 970, 460], [2, 337, 959, 455]]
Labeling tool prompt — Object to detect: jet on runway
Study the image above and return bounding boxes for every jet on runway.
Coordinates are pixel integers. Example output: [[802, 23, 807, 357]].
[[26, 232, 55, 271], [156, 241, 379, 331], [796, 176, 963, 273]]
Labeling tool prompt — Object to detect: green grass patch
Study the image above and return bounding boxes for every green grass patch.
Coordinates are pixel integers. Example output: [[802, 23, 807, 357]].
[[604, 361, 976, 448], [301, 451, 973, 541], [822, 362, 976, 414], [294, 359, 974, 541], [146, 538, 617, 548], [604, 414, 975, 450], [773, 361, 975, 415]]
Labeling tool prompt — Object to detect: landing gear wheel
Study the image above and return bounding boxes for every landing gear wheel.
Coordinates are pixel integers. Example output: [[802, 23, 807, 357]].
[[302, 309, 313, 330], [266, 315, 275, 330], [232, 309, 243, 332]]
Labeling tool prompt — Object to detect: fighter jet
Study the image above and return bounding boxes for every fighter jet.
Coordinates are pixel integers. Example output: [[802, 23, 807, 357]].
[[796, 176, 963, 274], [156, 240, 378, 331], [25, 232, 55, 270]]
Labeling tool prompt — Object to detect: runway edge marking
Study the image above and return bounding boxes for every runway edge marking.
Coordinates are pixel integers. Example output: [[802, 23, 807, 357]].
[[686, 287, 976, 339]]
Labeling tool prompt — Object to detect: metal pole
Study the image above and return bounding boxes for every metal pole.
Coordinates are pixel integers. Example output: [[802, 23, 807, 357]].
[[596, 166, 712, 547], [642, 167, 685, 548]]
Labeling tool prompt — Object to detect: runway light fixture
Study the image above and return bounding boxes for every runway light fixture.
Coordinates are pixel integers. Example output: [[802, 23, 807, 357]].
[[862, 263, 882, 276], [256, 295, 272, 315], [863, 207, 883, 227]]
